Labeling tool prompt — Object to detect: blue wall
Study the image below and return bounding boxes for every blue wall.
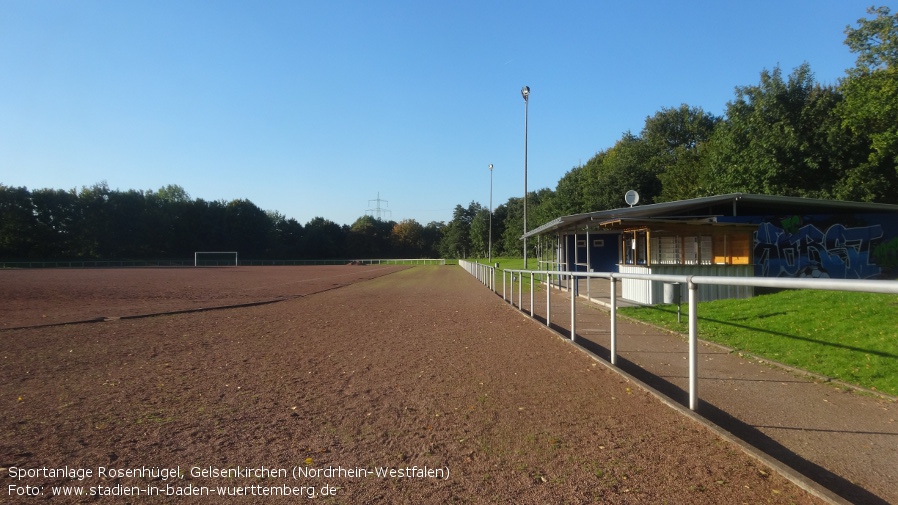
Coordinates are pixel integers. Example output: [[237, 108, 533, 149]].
[[723, 213, 898, 279], [565, 233, 619, 273]]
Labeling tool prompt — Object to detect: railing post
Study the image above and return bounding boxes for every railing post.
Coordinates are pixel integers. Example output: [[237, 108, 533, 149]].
[[529, 272, 535, 318], [511, 273, 516, 307], [570, 273, 576, 342], [587, 270, 591, 300], [546, 272, 551, 327], [503, 270, 507, 301], [518, 273, 523, 311], [610, 276, 617, 365], [688, 277, 699, 411]]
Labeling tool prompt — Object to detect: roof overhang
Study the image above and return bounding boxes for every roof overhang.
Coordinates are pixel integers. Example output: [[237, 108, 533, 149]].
[[596, 217, 760, 232], [521, 193, 898, 240]]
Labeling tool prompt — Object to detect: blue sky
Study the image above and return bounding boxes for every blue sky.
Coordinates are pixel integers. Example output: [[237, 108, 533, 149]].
[[0, 1, 879, 226]]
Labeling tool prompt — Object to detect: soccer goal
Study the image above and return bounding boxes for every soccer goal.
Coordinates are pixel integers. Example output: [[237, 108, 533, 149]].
[[194, 251, 239, 266]]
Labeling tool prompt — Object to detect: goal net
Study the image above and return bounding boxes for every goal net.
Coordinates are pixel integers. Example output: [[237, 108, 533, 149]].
[[194, 251, 239, 266]]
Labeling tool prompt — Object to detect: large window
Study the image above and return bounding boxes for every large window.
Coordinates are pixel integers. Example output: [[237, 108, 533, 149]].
[[636, 230, 752, 266]]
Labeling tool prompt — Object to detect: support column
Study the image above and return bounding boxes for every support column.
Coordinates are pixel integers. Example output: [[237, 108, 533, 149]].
[[688, 278, 699, 411], [610, 277, 618, 365], [570, 273, 576, 343], [586, 229, 591, 300]]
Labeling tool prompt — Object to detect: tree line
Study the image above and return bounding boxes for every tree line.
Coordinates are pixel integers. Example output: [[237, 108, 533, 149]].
[[0, 182, 444, 261], [2, 8, 896, 262]]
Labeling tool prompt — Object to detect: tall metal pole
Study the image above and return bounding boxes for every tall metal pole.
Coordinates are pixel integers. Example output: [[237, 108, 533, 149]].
[[521, 86, 530, 269], [488, 164, 493, 262]]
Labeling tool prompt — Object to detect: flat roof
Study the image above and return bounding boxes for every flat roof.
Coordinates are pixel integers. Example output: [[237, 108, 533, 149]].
[[522, 193, 898, 239]]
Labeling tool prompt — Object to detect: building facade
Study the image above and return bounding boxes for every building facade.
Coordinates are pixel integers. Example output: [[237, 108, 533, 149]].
[[524, 194, 898, 305]]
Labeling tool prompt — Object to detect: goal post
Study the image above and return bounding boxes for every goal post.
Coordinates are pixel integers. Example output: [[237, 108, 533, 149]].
[[194, 251, 239, 266]]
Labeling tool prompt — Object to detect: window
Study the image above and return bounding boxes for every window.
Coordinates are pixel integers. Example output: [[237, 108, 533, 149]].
[[700, 236, 712, 265], [712, 234, 751, 264], [652, 236, 680, 264], [683, 236, 698, 264], [636, 231, 648, 265], [622, 229, 649, 265], [628, 229, 752, 266]]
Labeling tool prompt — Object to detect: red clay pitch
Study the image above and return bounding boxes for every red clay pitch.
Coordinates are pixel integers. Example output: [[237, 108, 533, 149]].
[[2, 266, 826, 503]]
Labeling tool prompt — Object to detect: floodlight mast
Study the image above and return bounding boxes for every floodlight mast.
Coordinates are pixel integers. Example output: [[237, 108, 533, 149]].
[[521, 86, 530, 269], [488, 164, 494, 262]]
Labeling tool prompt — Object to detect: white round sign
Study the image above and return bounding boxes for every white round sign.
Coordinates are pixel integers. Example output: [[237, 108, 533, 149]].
[[625, 190, 640, 207]]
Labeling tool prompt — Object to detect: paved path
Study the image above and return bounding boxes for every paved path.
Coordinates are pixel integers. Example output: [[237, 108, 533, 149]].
[[497, 276, 898, 505]]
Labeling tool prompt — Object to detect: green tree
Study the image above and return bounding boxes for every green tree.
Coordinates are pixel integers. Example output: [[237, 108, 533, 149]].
[[469, 208, 490, 258], [837, 6, 898, 202], [223, 199, 275, 257], [421, 221, 444, 258], [145, 185, 195, 257], [836, 68, 898, 202], [703, 64, 845, 198], [304, 217, 345, 259], [440, 203, 478, 258], [844, 6, 898, 75], [267, 210, 304, 259], [497, 197, 521, 257], [347, 215, 394, 258], [551, 164, 589, 216], [0, 185, 37, 258], [106, 189, 151, 258], [489, 203, 507, 255], [152, 184, 191, 204], [391, 219, 425, 257], [29, 188, 79, 258], [590, 133, 661, 210], [74, 182, 113, 258], [642, 104, 720, 202]]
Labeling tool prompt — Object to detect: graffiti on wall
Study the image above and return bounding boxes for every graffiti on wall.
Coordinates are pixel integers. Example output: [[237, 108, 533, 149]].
[[755, 219, 883, 279]]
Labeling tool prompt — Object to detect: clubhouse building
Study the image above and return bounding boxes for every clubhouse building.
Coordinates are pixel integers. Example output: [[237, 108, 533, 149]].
[[522, 193, 898, 305]]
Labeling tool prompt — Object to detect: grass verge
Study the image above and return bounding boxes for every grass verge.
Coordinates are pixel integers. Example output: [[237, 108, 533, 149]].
[[619, 290, 898, 396], [470, 257, 545, 289]]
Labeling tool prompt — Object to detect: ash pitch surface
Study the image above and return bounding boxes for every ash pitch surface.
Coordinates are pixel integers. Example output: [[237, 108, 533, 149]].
[[2, 266, 824, 503]]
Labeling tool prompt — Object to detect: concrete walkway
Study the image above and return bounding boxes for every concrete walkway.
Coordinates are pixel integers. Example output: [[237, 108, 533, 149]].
[[500, 280, 898, 505]]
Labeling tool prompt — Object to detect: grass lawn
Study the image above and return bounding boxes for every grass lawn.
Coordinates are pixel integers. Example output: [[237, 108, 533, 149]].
[[619, 290, 898, 396], [471, 257, 529, 271], [470, 257, 547, 290]]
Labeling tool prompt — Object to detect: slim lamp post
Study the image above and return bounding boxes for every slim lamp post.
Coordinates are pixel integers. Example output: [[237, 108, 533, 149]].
[[521, 85, 530, 269], [488, 163, 494, 263]]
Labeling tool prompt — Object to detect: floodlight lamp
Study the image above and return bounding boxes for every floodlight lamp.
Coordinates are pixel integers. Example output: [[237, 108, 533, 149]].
[[489, 164, 493, 170], [521, 86, 530, 100]]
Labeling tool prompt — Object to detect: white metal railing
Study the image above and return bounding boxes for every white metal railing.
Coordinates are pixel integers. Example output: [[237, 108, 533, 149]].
[[239, 258, 447, 266], [459, 259, 898, 411]]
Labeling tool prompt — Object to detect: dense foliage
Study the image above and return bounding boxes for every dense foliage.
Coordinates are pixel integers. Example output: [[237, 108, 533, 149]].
[[3, 8, 897, 261], [0, 183, 443, 260]]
